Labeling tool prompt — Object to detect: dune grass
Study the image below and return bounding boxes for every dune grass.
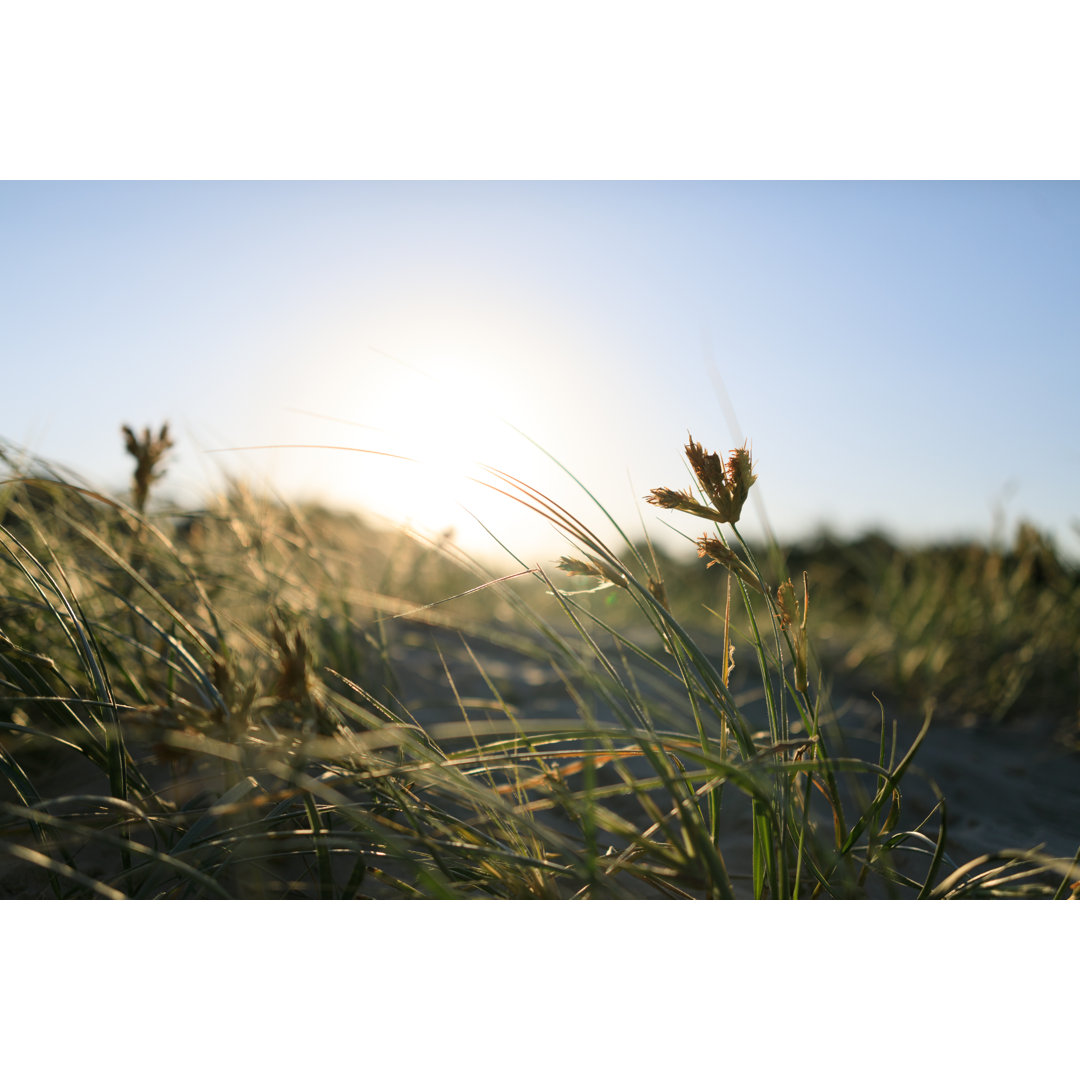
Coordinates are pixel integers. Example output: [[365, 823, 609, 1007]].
[[0, 432, 1076, 899], [776, 528, 1080, 738]]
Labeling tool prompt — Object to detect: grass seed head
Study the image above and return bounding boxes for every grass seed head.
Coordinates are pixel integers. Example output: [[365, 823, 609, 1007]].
[[687, 438, 756, 524], [557, 555, 627, 588], [644, 485, 724, 521], [684, 438, 729, 505], [122, 422, 174, 513], [646, 438, 756, 525], [697, 535, 763, 593], [270, 619, 311, 701], [776, 578, 796, 629], [776, 574, 810, 691], [647, 575, 669, 610]]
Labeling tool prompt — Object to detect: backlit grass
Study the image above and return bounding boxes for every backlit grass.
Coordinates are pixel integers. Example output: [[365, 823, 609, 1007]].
[[0, 432, 1076, 899]]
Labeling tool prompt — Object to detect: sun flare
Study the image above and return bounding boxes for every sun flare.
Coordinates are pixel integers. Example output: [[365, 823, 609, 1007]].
[[303, 348, 555, 559]]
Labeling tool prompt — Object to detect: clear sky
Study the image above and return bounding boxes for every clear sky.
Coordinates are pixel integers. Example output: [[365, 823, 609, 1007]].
[[3, 181, 1078, 564]]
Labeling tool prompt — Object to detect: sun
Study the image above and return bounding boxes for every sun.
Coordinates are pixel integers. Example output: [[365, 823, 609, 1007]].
[[301, 348, 553, 560], [397, 357, 506, 467]]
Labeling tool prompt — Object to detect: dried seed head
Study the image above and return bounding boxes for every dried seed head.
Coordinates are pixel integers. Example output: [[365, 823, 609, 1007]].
[[645, 486, 725, 522], [698, 535, 736, 570], [685, 439, 729, 506], [696, 535, 763, 592], [271, 619, 311, 701], [122, 422, 174, 513], [776, 578, 796, 629], [647, 575, 669, 610], [559, 556, 599, 577], [726, 444, 756, 507], [557, 556, 626, 588], [649, 438, 756, 525], [644, 486, 684, 511], [775, 574, 810, 692], [697, 440, 756, 524]]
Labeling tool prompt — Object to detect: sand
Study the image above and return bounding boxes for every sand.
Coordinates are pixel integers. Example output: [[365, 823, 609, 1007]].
[[2, 622, 1077, 898]]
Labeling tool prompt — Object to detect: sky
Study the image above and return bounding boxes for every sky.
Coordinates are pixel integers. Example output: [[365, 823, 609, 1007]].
[[3, 180, 1079, 565]]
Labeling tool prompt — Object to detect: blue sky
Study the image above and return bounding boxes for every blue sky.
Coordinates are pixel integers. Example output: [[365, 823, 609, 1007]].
[[2, 181, 1078, 563]]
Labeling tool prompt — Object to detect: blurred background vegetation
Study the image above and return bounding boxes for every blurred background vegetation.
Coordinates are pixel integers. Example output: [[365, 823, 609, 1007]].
[[652, 523, 1080, 745]]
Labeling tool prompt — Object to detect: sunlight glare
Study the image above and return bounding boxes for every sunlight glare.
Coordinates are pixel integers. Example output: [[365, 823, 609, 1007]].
[[306, 347, 559, 563]]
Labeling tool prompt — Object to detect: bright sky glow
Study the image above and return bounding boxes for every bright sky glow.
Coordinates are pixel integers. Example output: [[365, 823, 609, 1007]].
[[2, 181, 1078, 564]]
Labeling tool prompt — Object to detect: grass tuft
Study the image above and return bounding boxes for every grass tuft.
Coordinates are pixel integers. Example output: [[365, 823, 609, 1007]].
[[0, 430, 1075, 899]]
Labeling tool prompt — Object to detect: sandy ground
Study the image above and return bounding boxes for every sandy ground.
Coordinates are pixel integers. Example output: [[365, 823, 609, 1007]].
[[393, 625, 1080, 894], [840, 691, 1080, 870], [3, 623, 1077, 898]]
